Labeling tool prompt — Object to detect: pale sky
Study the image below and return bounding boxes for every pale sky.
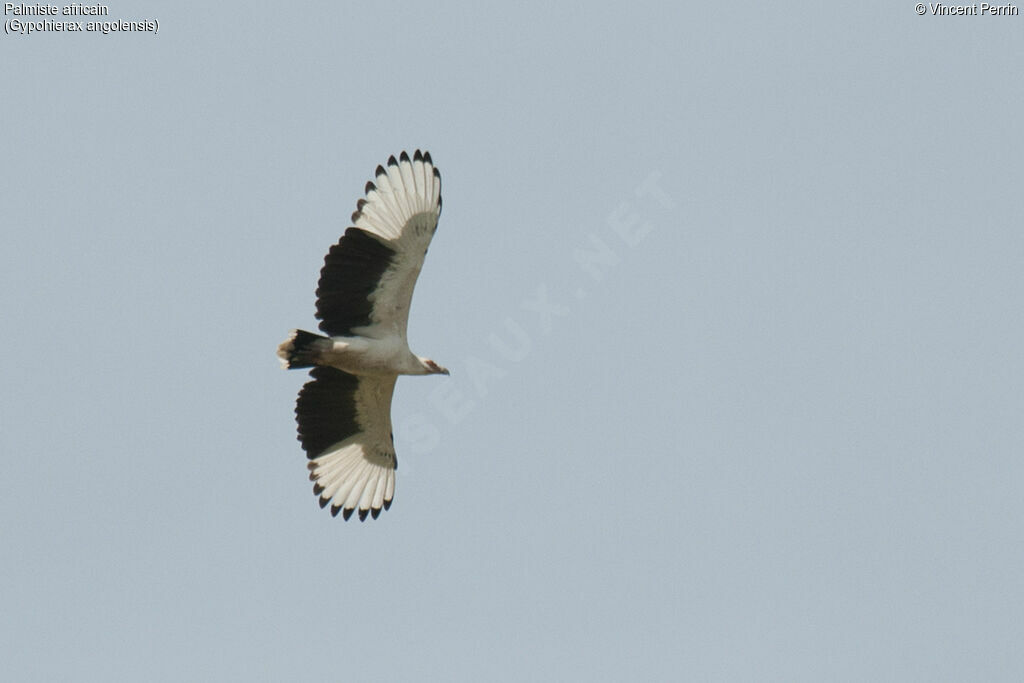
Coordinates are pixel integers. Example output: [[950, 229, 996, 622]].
[[3, 2, 1023, 681]]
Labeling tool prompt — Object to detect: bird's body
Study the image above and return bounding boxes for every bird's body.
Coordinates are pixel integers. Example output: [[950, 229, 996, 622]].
[[287, 331, 429, 376], [278, 150, 447, 521]]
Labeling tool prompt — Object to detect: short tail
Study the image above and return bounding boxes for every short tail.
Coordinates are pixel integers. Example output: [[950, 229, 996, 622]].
[[277, 329, 331, 369]]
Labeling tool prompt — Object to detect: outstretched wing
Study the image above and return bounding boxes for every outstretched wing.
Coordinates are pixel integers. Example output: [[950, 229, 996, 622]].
[[316, 150, 442, 339], [296, 366, 397, 520]]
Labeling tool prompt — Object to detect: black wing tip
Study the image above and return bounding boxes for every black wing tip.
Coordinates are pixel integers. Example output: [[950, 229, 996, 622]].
[[324, 505, 383, 521], [365, 180, 376, 194], [372, 150, 429, 169], [313, 483, 325, 496], [316, 487, 392, 520], [351, 198, 367, 224]]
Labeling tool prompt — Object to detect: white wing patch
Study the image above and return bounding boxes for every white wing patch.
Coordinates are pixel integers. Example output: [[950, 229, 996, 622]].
[[354, 150, 441, 244], [350, 151, 442, 339], [308, 441, 396, 520]]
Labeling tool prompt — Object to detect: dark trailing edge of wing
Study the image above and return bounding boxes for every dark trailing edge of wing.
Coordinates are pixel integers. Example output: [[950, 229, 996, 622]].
[[295, 366, 363, 458], [315, 228, 396, 336]]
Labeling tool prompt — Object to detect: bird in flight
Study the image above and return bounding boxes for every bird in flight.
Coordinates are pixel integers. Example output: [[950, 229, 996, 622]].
[[278, 150, 448, 520]]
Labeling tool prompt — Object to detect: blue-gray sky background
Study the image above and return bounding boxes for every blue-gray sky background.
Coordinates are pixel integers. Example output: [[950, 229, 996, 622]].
[[3, 2, 1023, 680]]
